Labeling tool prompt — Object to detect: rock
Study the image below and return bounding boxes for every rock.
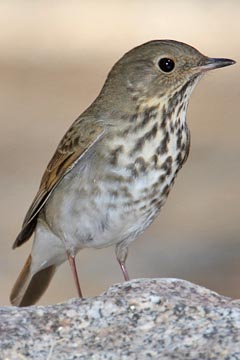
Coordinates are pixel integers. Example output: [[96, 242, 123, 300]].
[[1, 278, 240, 360]]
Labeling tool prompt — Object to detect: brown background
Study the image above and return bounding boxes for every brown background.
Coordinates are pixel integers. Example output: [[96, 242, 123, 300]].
[[1, 0, 239, 306]]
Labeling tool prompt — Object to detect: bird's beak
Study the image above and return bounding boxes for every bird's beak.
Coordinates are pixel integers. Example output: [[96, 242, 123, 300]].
[[199, 57, 236, 72]]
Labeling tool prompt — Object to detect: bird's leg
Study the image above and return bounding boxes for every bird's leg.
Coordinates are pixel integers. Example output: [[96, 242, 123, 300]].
[[116, 244, 130, 281], [118, 260, 130, 281], [67, 253, 83, 298]]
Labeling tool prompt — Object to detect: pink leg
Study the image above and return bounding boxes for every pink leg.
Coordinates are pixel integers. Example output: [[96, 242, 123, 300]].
[[68, 254, 83, 298], [118, 260, 130, 281]]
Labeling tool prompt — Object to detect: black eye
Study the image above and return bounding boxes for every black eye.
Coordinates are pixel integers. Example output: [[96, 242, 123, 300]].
[[158, 58, 175, 73]]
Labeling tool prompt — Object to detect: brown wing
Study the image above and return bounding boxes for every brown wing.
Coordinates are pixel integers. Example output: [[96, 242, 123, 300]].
[[13, 117, 104, 249]]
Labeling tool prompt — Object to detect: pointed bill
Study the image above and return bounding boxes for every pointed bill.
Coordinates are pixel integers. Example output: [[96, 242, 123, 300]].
[[200, 57, 236, 72]]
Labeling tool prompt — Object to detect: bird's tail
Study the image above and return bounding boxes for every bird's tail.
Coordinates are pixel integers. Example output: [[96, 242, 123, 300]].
[[10, 254, 56, 307]]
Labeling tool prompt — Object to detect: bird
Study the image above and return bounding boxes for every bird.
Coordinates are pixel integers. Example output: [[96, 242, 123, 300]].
[[10, 40, 235, 306]]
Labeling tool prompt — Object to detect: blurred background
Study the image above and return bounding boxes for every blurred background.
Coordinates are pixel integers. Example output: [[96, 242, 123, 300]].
[[1, 0, 239, 306]]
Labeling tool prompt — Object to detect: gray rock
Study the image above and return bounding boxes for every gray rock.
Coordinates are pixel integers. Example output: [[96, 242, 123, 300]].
[[1, 278, 240, 360]]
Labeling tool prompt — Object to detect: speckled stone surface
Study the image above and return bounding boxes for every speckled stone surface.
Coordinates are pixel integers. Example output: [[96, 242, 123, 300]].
[[1, 278, 240, 360]]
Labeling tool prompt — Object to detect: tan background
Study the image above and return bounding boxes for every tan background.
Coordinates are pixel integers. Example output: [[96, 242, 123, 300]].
[[1, 0, 239, 306]]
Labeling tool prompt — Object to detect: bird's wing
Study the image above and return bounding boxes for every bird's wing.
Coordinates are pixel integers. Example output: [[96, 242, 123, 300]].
[[13, 117, 104, 248]]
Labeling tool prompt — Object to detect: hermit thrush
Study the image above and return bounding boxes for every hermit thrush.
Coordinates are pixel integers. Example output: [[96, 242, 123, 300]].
[[10, 40, 235, 306]]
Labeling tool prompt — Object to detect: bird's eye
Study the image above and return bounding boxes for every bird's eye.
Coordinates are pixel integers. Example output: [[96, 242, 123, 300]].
[[158, 58, 175, 73]]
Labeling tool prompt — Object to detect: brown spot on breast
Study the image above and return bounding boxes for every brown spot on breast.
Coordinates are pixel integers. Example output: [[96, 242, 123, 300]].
[[131, 136, 145, 154], [119, 186, 132, 198], [131, 122, 158, 154], [174, 117, 181, 129], [176, 128, 182, 149], [150, 198, 158, 206], [152, 154, 158, 168], [177, 103, 184, 117], [109, 145, 124, 166], [126, 163, 138, 177], [176, 152, 183, 166], [160, 105, 167, 129], [135, 157, 147, 173], [170, 123, 174, 134], [161, 156, 173, 176], [158, 174, 166, 183], [157, 131, 170, 155], [146, 122, 158, 141], [141, 106, 159, 127], [127, 157, 148, 177], [162, 184, 170, 196]]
